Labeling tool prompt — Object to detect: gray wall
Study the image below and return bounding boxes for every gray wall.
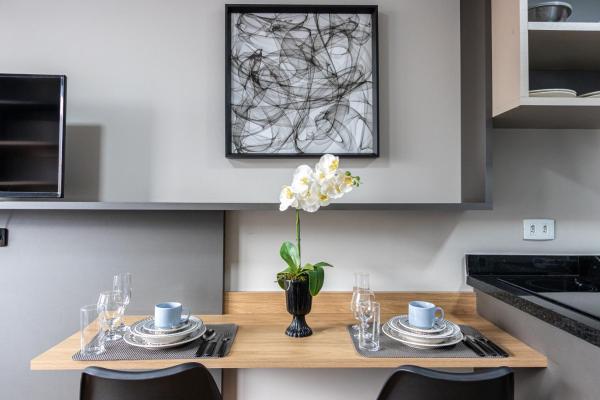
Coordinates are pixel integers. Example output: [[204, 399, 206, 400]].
[[0, 0, 462, 204], [477, 292, 600, 400], [224, 129, 600, 400], [0, 211, 224, 400]]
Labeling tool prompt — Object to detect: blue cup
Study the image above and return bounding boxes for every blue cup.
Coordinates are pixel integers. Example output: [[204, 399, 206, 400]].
[[408, 301, 445, 329], [154, 302, 190, 329]]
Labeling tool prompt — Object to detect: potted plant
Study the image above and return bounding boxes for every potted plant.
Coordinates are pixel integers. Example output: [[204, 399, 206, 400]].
[[277, 154, 361, 337]]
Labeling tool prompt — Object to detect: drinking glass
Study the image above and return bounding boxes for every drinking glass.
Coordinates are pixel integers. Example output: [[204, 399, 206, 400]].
[[97, 290, 126, 341], [112, 273, 132, 335], [359, 301, 380, 351], [80, 304, 106, 355], [354, 288, 375, 338], [351, 273, 370, 334]]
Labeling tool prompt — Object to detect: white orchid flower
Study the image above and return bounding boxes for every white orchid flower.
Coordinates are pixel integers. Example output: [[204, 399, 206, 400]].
[[279, 185, 298, 211], [320, 171, 353, 200], [298, 182, 321, 212], [291, 165, 314, 194], [314, 154, 339, 184], [337, 171, 355, 194]]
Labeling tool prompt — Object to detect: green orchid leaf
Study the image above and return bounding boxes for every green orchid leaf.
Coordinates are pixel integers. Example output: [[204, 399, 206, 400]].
[[307, 266, 325, 296], [302, 263, 315, 271], [276, 277, 286, 290], [314, 261, 334, 268], [279, 241, 300, 270]]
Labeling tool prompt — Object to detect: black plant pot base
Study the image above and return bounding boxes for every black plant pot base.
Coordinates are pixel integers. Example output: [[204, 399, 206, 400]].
[[285, 315, 313, 338], [284, 280, 313, 338]]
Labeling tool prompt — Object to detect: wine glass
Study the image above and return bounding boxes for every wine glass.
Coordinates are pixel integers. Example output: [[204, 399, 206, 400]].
[[112, 273, 132, 335], [97, 290, 126, 341], [359, 301, 380, 351]]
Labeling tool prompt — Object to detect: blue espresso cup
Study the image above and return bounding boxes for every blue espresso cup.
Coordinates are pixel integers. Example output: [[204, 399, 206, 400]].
[[154, 302, 190, 329], [408, 301, 445, 329]]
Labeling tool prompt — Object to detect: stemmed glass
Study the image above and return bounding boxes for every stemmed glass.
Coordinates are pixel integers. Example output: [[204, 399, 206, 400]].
[[97, 290, 126, 341], [112, 273, 132, 335], [354, 287, 375, 338]]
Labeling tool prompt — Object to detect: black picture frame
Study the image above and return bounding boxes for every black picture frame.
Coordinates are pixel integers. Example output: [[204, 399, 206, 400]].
[[225, 4, 379, 158]]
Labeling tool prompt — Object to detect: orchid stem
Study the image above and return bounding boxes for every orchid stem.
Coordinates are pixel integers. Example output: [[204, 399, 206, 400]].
[[296, 209, 301, 268]]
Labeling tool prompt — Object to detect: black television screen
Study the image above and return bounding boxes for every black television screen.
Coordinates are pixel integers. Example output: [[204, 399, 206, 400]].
[[0, 74, 66, 198]]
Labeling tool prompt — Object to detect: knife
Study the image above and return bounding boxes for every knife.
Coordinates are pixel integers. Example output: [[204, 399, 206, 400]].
[[203, 334, 222, 357], [476, 336, 509, 357], [463, 336, 485, 357], [473, 337, 499, 356], [216, 337, 231, 358]]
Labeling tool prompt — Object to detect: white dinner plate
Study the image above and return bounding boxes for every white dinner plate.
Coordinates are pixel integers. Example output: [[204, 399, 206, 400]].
[[123, 324, 206, 350], [529, 89, 577, 98], [579, 90, 600, 98], [382, 323, 463, 349], [130, 316, 203, 345], [386, 320, 461, 344]]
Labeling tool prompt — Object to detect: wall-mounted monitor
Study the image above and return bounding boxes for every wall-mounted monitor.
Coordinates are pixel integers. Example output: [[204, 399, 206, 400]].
[[0, 74, 66, 198]]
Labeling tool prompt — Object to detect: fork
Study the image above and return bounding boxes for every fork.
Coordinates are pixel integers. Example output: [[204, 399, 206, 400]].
[[215, 331, 234, 358]]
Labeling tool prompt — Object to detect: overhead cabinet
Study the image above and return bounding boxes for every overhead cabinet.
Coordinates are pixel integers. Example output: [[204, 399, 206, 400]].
[[492, 0, 600, 128]]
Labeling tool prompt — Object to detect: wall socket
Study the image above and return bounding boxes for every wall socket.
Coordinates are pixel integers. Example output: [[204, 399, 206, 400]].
[[523, 219, 555, 241], [0, 228, 7, 247]]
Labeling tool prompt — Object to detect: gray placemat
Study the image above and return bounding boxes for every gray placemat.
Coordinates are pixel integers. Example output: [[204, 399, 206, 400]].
[[348, 324, 505, 358], [73, 324, 237, 361]]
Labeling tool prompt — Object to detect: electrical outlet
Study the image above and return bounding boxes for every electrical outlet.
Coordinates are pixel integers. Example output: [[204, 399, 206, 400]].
[[523, 219, 555, 241], [0, 228, 7, 247]]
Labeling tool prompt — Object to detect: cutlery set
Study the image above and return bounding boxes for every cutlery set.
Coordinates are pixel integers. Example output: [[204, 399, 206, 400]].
[[195, 329, 233, 358], [463, 334, 508, 358]]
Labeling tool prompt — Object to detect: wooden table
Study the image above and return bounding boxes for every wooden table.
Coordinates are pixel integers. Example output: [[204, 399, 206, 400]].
[[31, 292, 547, 371]]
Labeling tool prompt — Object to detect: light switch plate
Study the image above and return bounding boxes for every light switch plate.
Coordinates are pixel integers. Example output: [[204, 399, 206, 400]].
[[523, 219, 555, 241]]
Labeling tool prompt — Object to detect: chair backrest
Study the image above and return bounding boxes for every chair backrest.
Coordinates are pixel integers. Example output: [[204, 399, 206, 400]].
[[377, 365, 513, 400], [80, 362, 222, 400]]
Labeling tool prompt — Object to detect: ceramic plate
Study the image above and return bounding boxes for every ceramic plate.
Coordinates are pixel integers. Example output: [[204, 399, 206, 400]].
[[130, 317, 203, 345], [387, 320, 460, 344], [139, 317, 195, 334], [529, 89, 577, 98], [123, 324, 206, 350], [382, 323, 463, 349], [391, 315, 447, 334], [579, 90, 600, 98]]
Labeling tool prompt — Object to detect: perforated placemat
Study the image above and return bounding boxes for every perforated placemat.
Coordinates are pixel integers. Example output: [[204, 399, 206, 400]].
[[348, 325, 506, 358], [73, 324, 237, 361]]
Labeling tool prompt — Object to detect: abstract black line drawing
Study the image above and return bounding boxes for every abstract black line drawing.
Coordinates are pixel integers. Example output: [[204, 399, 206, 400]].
[[226, 5, 379, 158]]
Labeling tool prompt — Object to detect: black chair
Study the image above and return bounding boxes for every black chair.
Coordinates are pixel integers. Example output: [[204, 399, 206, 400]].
[[377, 365, 514, 400], [80, 362, 222, 400]]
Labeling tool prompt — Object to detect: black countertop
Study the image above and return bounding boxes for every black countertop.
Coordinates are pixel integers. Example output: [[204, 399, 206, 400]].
[[466, 255, 600, 347]]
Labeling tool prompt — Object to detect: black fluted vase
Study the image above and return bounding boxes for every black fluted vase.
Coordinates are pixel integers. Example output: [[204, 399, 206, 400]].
[[284, 279, 313, 338]]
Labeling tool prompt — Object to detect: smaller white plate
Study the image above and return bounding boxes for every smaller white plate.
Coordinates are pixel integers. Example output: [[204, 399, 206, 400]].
[[130, 316, 203, 345], [123, 324, 206, 350], [382, 323, 463, 350], [529, 89, 577, 98], [579, 90, 600, 98], [391, 315, 447, 334]]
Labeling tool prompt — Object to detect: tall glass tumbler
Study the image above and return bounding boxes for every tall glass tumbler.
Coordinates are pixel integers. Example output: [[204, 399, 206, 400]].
[[112, 272, 132, 335], [80, 304, 106, 355], [359, 301, 380, 352], [351, 273, 372, 334]]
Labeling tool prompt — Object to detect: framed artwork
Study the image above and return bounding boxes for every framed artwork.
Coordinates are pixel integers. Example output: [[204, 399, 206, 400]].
[[225, 5, 379, 158]]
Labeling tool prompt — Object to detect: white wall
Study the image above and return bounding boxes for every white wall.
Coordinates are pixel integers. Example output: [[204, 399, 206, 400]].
[[0, 0, 461, 204], [224, 129, 600, 399]]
